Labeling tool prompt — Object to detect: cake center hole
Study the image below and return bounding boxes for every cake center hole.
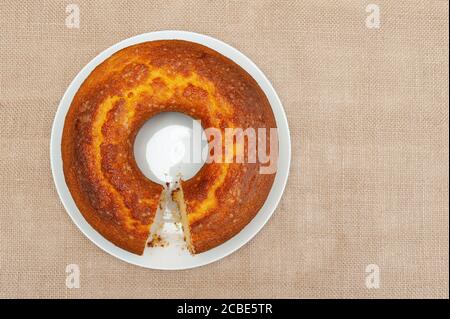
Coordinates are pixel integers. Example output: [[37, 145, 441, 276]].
[[134, 112, 207, 185]]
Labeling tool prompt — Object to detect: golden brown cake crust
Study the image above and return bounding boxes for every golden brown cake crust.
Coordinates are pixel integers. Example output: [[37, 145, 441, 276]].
[[62, 40, 276, 255]]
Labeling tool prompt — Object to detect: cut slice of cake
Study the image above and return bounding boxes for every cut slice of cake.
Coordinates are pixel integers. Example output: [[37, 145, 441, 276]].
[[172, 184, 195, 254]]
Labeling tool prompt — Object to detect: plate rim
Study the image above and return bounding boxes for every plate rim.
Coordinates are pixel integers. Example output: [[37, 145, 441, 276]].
[[50, 30, 291, 270]]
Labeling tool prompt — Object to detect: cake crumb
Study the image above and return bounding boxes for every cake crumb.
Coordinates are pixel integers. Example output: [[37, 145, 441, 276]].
[[147, 234, 167, 248]]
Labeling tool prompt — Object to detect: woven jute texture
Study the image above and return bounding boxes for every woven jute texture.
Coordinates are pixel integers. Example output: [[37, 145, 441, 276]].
[[0, 0, 448, 298]]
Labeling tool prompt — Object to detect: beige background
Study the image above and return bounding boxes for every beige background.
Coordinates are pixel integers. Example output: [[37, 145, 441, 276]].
[[0, 0, 448, 298]]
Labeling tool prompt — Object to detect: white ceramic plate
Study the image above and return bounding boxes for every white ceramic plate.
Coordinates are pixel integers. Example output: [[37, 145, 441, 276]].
[[50, 31, 291, 269]]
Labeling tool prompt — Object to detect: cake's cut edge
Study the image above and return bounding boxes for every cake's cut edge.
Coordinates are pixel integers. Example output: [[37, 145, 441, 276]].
[[145, 189, 168, 248], [172, 185, 195, 254]]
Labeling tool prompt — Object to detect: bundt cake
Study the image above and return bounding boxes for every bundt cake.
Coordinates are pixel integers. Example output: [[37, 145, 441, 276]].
[[62, 40, 277, 255]]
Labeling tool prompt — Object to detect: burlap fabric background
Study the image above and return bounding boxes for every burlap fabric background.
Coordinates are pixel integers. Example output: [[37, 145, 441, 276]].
[[0, 0, 448, 298]]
